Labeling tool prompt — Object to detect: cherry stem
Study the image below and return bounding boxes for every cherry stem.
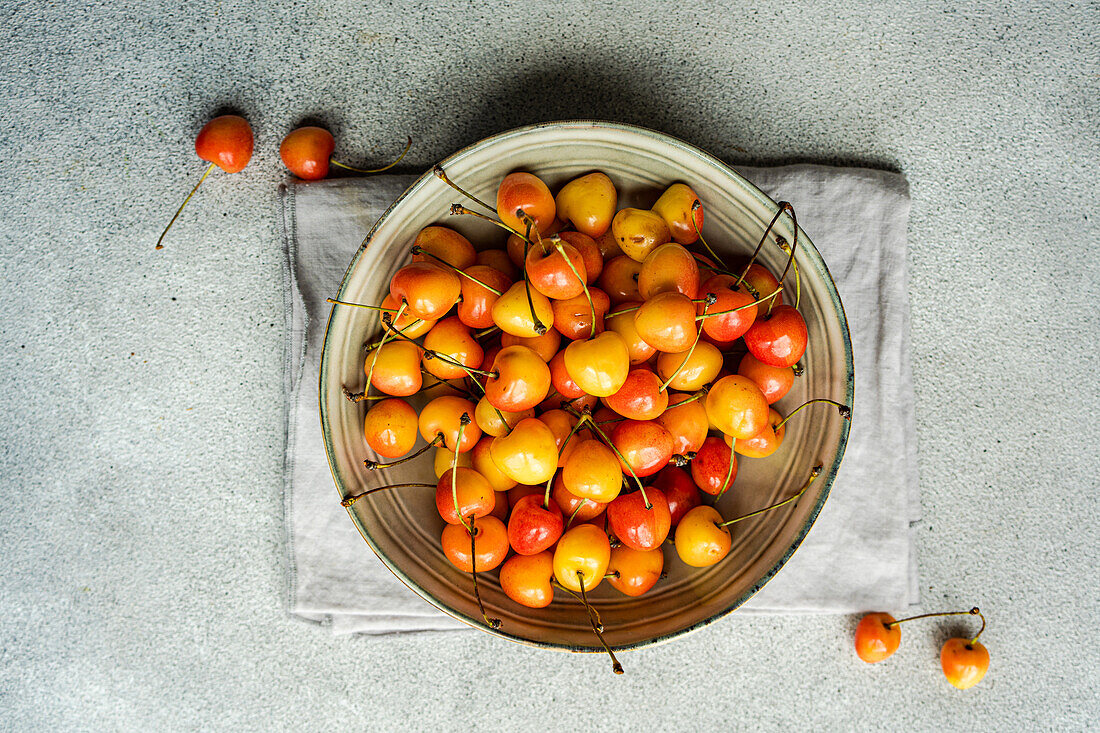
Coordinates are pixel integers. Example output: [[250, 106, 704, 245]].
[[518, 211, 547, 255], [670, 387, 709, 408], [362, 316, 427, 351], [474, 326, 500, 340], [695, 287, 782, 320], [670, 452, 696, 467], [659, 292, 716, 392], [364, 433, 443, 470], [887, 607, 985, 644], [773, 399, 852, 432], [792, 362, 805, 377], [364, 302, 408, 398], [551, 580, 604, 630], [463, 519, 501, 630], [432, 164, 496, 214], [552, 238, 597, 339], [381, 312, 498, 379], [410, 246, 503, 296], [570, 410, 650, 510], [451, 414, 474, 533], [329, 135, 412, 174], [450, 204, 527, 240], [327, 297, 388, 311], [564, 501, 589, 529], [735, 201, 794, 287], [155, 161, 216, 250], [715, 437, 738, 499], [607, 297, 712, 320], [519, 224, 548, 335], [547, 419, 588, 508], [340, 482, 436, 507], [769, 208, 800, 317], [690, 199, 729, 271], [577, 571, 623, 675], [775, 236, 802, 310], [717, 464, 822, 527]]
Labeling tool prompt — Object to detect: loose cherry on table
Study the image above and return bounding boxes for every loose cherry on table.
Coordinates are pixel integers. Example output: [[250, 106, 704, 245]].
[[855, 607, 990, 689], [156, 114, 254, 250], [279, 126, 411, 180]]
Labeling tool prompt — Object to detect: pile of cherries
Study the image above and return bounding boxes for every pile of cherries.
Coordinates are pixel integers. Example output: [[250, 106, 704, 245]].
[[335, 165, 848, 673]]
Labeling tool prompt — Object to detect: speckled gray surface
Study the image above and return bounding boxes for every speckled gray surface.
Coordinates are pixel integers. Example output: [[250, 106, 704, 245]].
[[0, 1, 1097, 730]]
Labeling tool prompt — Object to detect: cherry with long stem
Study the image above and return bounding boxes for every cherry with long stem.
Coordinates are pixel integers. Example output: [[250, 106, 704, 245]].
[[689, 200, 733, 273], [564, 406, 650, 509], [409, 246, 503, 296], [433, 164, 497, 214], [381, 312, 499, 379], [340, 482, 436, 508], [773, 399, 852, 432], [450, 203, 528, 241], [886, 607, 986, 645], [546, 417, 588, 508], [715, 438, 738, 500], [551, 236, 597, 339], [716, 464, 822, 528], [451, 412, 502, 629], [329, 136, 412, 174], [577, 570, 623, 675], [658, 292, 716, 392], [155, 162, 216, 250]]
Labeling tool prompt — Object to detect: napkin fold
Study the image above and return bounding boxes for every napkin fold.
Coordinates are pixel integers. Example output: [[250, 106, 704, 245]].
[[281, 165, 917, 635]]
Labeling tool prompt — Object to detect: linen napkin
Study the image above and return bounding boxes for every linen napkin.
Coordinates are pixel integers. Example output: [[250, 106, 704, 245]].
[[281, 165, 917, 635]]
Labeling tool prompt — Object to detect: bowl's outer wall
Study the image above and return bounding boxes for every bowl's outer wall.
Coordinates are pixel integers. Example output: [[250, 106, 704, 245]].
[[320, 121, 853, 651]]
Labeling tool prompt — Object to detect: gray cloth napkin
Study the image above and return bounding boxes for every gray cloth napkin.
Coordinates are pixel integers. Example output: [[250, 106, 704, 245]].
[[281, 166, 917, 635]]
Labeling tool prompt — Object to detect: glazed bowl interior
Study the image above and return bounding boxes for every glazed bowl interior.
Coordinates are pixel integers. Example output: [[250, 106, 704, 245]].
[[320, 121, 853, 651]]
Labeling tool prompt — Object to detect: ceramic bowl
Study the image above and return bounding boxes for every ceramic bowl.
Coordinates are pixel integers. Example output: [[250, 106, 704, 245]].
[[319, 121, 853, 651]]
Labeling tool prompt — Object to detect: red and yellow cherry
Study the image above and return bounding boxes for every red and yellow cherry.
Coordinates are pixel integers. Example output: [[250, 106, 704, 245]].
[[651, 183, 704, 244], [489, 490, 510, 522], [364, 341, 423, 396], [611, 419, 674, 478], [548, 350, 586, 400], [497, 171, 556, 234], [421, 317, 483, 381], [853, 613, 902, 663], [606, 301, 657, 364], [507, 484, 543, 508], [699, 274, 757, 342], [489, 417, 557, 484], [279, 126, 335, 180], [538, 408, 587, 466], [738, 352, 795, 404], [485, 345, 551, 412], [491, 280, 555, 337], [455, 264, 512, 330], [655, 341, 723, 392], [607, 546, 664, 597], [942, 639, 990, 689], [606, 488, 671, 551], [525, 240, 587, 300], [501, 329, 560, 363], [557, 231, 603, 284], [418, 396, 480, 452], [441, 515, 509, 573], [604, 368, 668, 421], [705, 375, 770, 439], [474, 396, 533, 437], [633, 292, 698, 353], [612, 207, 671, 261], [691, 436, 738, 495], [379, 293, 435, 338], [561, 438, 624, 503], [550, 287, 610, 340], [674, 506, 731, 567], [743, 304, 808, 368], [552, 523, 611, 592], [156, 115, 254, 250], [389, 262, 461, 321], [563, 331, 630, 397], [411, 225, 476, 270], [651, 465, 701, 526], [507, 494, 564, 555], [471, 436, 516, 491], [434, 445, 473, 477], [551, 475, 607, 522], [555, 172, 617, 238], [638, 243, 700, 300], [499, 551, 555, 608], [435, 468, 496, 525], [732, 408, 785, 458], [598, 255, 643, 304], [476, 248, 519, 281], [362, 398, 418, 458], [740, 263, 783, 309], [595, 227, 623, 260], [655, 392, 709, 456]]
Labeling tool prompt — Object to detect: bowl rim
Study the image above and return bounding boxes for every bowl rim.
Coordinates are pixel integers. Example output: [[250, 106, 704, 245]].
[[318, 119, 855, 653]]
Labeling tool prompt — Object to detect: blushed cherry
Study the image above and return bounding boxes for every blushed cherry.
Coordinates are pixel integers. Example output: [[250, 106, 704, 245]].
[[456, 264, 512, 330], [612, 207, 671, 261], [363, 398, 418, 458], [552, 475, 607, 523], [738, 352, 795, 404], [554, 172, 617, 238], [551, 287, 610, 340], [655, 392, 709, 456], [610, 419, 674, 478], [705, 375, 770, 439], [474, 396, 533, 437], [441, 515, 509, 573], [563, 331, 630, 397], [557, 231, 603, 284], [526, 240, 587, 300], [731, 408, 785, 458], [607, 546, 664, 597], [604, 368, 668, 421], [739, 263, 783, 309], [691, 436, 738, 496], [549, 350, 586, 400], [854, 613, 902, 663], [656, 341, 723, 392], [674, 506, 731, 567], [489, 417, 558, 484], [743, 304, 808, 368], [562, 439, 623, 503], [389, 262, 461, 321], [634, 292, 698, 353], [651, 183, 704, 244], [364, 341, 422, 397], [606, 301, 657, 365], [485, 345, 551, 412], [476, 248, 519, 281], [507, 494, 564, 555], [699, 274, 757, 342], [499, 552, 555, 608], [651, 465, 701, 526], [435, 468, 496, 525], [421, 316, 483, 381], [942, 639, 990, 690], [491, 280, 554, 337], [501, 329, 560, 362], [606, 488, 671, 551], [379, 293, 435, 338], [471, 437, 516, 491], [411, 225, 477, 269], [552, 524, 611, 593], [434, 445, 473, 478], [418, 396, 480, 452], [539, 408, 587, 467], [638, 243, 699, 300], [497, 171, 556, 234], [279, 126, 335, 180], [598, 255, 643, 304]]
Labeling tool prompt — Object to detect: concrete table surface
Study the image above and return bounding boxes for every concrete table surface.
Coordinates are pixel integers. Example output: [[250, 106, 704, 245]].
[[1, 1, 1097, 730]]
